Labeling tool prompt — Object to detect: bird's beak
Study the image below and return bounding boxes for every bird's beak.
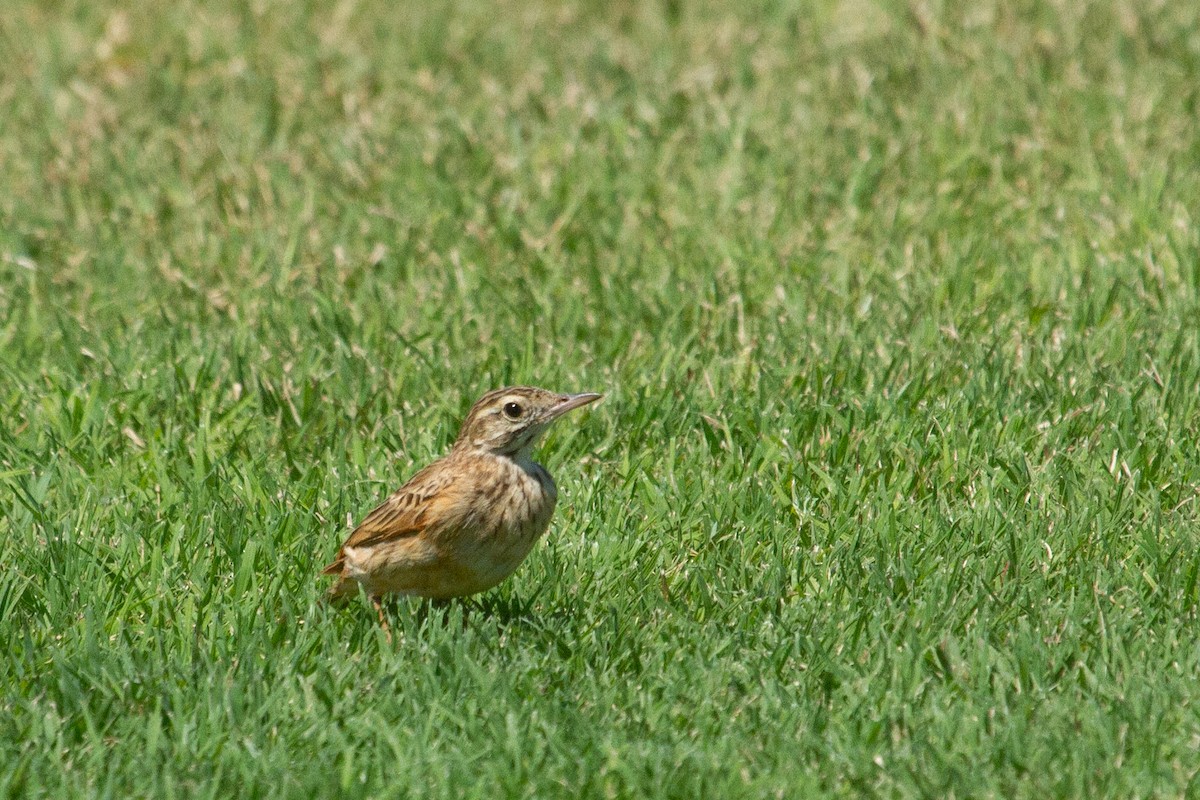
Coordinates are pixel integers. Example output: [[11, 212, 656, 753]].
[[549, 392, 602, 418]]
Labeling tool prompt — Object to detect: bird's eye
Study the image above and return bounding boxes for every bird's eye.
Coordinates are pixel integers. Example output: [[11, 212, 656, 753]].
[[502, 401, 523, 419]]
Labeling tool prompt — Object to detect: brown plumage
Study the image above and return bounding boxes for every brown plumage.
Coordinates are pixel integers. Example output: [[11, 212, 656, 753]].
[[322, 386, 601, 622]]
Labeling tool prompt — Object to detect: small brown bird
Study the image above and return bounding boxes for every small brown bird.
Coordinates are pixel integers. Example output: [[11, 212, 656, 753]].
[[322, 386, 601, 624]]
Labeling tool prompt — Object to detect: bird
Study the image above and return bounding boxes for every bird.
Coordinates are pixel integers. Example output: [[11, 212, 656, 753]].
[[322, 386, 601, 628]]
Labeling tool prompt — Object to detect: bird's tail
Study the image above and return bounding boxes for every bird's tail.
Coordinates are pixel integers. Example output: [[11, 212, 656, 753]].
[[322, 557, 359, 606]]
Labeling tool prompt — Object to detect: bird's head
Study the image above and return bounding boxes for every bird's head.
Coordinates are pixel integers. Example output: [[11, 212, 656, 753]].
[[454, 386, 602, 458]]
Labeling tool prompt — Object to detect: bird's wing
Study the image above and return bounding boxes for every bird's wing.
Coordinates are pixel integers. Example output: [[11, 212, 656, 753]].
[[321, 462, 456, 575]]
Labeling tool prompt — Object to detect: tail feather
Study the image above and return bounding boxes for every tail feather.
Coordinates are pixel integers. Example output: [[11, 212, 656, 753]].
[[322, 555, 360, 605]]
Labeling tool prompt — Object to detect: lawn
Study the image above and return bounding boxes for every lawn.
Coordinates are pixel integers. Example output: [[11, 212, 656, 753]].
[[2, 0, 1200, 796]]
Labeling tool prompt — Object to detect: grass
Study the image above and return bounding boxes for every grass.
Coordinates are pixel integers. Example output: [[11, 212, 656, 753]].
[[2, 0, 1200, 796]]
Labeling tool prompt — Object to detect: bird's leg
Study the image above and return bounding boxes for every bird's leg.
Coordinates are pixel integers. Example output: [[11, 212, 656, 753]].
[[372, 596, 392, 643]]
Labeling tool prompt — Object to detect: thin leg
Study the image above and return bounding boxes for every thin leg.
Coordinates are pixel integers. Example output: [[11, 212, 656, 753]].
[[372, 596, 392, 643]]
